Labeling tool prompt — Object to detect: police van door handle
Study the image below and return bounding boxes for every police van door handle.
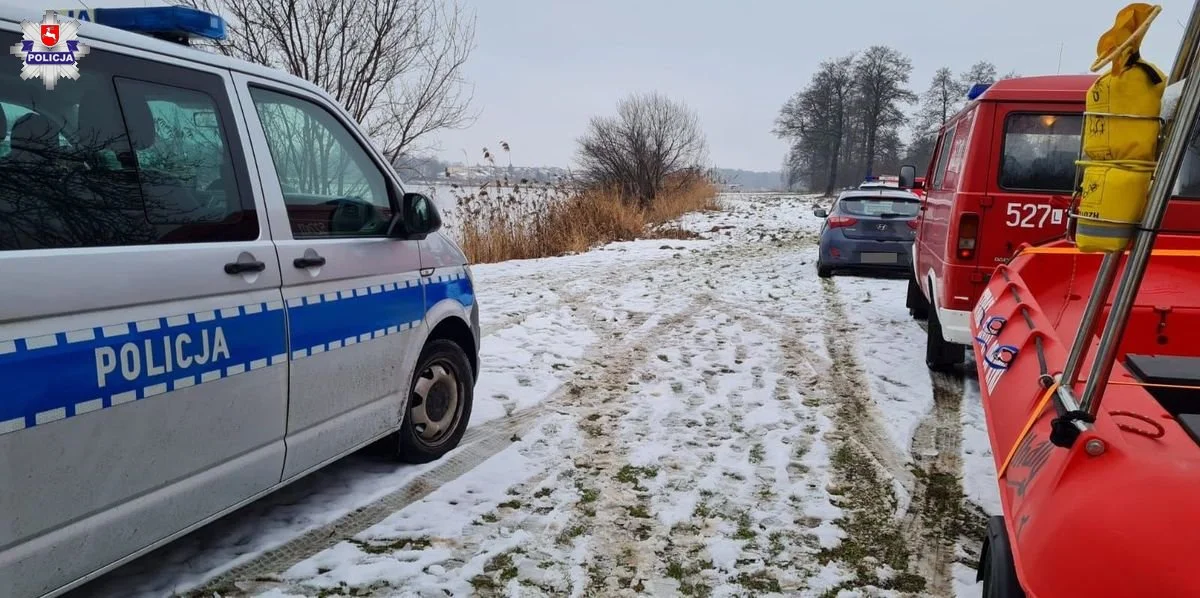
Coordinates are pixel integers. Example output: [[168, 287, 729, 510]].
[[293, 255, 327, 269], [224, 260, 266, 275]]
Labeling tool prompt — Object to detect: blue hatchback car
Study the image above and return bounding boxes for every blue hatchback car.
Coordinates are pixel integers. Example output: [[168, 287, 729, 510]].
[[814, 189, 921, 278]]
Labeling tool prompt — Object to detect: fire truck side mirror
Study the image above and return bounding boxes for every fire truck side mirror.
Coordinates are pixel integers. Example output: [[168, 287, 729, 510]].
[[899, 164, 917, 189]]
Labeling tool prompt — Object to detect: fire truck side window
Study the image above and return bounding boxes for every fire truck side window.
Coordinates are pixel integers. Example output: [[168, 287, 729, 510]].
[[998, 113, 1083, 193], [930, 124, 957, 190]]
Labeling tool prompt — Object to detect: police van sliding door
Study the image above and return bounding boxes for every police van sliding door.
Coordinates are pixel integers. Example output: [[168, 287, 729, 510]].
[[232, 74, 426, 480], [0, 36, 288, 597]]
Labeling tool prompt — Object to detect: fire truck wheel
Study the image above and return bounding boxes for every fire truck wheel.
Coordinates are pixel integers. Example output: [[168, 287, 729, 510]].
[[906, 274, 929, 320], [925, 305, 964, 372], [980, 516, 1026, 598]]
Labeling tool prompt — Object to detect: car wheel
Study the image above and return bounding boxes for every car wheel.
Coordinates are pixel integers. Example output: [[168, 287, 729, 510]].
[[817, 264, 833, 278], [980, 517, 1026, 598], [395, 339, 475, 464], [907, 275, 929, 320], [926, 307, 964, 373]]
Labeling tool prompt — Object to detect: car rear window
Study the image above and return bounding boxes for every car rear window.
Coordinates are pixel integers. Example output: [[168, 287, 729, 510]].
[[838, 197, 920, 217], [999, 113, 1083, 193]]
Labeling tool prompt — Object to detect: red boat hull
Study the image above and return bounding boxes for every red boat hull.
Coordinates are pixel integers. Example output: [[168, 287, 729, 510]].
[[971, 235, 1200, 597]]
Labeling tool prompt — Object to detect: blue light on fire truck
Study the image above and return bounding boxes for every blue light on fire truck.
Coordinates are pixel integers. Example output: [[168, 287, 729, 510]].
[[54, 6, 227, 41], [966, 83, 991, 100]]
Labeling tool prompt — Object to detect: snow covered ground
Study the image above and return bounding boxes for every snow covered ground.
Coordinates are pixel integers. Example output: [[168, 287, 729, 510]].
[[70, 193, 1001, 598]]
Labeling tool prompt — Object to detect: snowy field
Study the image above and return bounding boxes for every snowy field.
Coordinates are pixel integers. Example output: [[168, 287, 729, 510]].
[[70, 193, 1000, 598]]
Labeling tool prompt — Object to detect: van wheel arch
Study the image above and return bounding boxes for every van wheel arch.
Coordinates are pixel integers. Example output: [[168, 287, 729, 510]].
[[426, 315, 477, 379]]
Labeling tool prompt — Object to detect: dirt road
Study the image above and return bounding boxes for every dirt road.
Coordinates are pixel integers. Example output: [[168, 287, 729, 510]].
[[72, 195, 994, 598]]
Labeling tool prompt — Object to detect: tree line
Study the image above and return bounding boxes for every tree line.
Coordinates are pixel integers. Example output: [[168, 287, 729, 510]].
[[774, 47, 1016, 195]]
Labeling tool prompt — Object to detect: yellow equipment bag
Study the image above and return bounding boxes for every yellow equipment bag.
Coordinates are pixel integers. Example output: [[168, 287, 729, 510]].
[[1075, 3, 1165, 252]]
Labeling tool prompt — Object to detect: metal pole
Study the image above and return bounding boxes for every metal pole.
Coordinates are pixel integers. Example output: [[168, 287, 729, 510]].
[[1059, 252, 1122, 388], [1170, 3, 1200, 85], [1080, 5, 1200, 415]]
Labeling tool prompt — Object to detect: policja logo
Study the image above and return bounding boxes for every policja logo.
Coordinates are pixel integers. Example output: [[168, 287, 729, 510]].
[[9, 10, 90, 90]]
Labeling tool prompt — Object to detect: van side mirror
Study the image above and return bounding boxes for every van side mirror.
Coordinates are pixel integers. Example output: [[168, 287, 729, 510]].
[[391, 192, 442, 239], [813, 208, 828, 218], [899, 164, 917, 189]]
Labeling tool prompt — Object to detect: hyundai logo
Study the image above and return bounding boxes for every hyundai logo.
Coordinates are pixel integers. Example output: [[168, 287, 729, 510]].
[[876, 223, 888, 231]]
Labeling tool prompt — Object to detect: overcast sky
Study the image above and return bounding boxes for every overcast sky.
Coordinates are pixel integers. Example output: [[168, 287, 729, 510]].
[[21, 0, 1197, 171], [429, 0, 1193, 171]]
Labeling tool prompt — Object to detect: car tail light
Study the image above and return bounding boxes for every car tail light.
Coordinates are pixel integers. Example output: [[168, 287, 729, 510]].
[[956, 213, 980, 260], [828, 216, 857, 229], [906, 220, 920, 230]]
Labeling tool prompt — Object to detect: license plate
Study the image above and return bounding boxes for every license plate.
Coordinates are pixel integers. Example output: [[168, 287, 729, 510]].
[[861, 252, 897, 264]]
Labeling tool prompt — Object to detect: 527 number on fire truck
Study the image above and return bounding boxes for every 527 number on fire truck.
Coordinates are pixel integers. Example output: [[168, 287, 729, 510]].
[[1005, 203, 1064, 229]]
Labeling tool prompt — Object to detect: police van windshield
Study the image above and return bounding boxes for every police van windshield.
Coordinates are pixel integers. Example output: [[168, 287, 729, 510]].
[[998, 113, 1083, 193], [838, 197, 921, 217]]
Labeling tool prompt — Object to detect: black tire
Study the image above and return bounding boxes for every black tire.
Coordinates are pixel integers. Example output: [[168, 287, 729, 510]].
[[817, 264, 833, 278], [926, 305, 964, 372], [980, 516, 1026, 598], [395, 339, 475, 464], [907, 274, 929, 320]]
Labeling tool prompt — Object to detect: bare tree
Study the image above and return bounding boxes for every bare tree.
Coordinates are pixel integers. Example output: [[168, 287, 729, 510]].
[[904, 66, 962, 170], [922, 67, 964, 127], [179, 0, 476, 161], [853, 46, 917, 179], [960, 60, 999, 89], [577, 92, 708, 207], [775, 56, 855, 196]]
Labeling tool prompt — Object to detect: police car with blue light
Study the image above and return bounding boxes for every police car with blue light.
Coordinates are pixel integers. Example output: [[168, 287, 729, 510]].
[[0, 6, 480, 597]]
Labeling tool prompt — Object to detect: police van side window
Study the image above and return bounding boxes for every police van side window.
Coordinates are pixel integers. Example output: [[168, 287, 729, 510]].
[[249, 87, 393, 238], [0, 34, 257, 251], [931, 124, 957, 190], [116, 79, 238, 227]]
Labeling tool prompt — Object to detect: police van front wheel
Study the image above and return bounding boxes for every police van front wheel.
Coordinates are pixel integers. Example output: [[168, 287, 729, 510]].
[[396, 339, 475, 464]]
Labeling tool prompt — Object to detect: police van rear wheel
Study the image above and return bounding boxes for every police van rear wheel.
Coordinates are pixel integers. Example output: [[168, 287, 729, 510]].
[[396, 339, 475, 464]]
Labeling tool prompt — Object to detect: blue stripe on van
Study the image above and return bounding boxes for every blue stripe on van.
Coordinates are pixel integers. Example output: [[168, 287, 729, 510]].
[[0, 302, 288, 435], [425, 271, 476, 309], [286, 278, 425, 359], [0, 270, 474, 437]]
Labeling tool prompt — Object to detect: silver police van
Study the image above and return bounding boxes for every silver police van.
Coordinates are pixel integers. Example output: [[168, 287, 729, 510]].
[[0, 6, 480, 597]]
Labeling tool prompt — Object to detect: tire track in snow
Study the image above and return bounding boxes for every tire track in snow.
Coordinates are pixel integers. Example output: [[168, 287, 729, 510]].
[[186, 304, 676, 596], [477, 225, 833, 596], [818, 279, 914, 489], [904, 370, 967, 597], [189, 414, 539, 597], [151, 194, 837, 596], [816, 277, 957, 595]]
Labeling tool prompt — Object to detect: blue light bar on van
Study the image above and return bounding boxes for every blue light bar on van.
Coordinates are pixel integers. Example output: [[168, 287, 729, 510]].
[[967, 83, 991, 100], [89, 6, 227, 41]]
